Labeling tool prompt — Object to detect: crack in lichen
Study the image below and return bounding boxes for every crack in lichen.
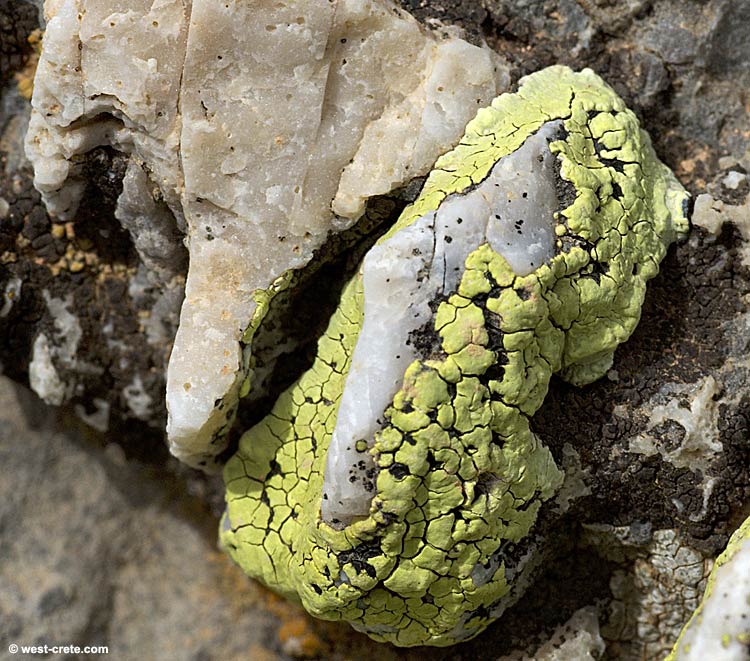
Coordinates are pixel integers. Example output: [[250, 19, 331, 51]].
[[220, 66, 689, 647]]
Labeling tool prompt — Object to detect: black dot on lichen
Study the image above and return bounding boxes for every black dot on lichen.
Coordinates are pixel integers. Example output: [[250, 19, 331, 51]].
[[389, 463, 410, 480]]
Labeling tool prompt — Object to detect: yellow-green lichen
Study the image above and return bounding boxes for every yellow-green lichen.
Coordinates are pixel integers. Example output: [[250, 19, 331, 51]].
[[221, 66, 689, 647]]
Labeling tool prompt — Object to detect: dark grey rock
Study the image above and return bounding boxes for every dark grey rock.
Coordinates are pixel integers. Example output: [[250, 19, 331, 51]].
[[0, 377, 287, 660]]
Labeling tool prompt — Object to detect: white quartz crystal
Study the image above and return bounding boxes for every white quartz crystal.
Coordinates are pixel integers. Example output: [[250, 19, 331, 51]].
[[321, 123, 562, 523], [500, 607, 605, 661], [26, 0, 509, 468], [673, 533, 750, 661], [29, 333, 66, 406]]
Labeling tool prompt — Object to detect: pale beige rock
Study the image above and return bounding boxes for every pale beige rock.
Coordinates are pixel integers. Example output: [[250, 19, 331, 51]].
[[26, 0, 509, 468], [693, 181, 750, 266], [333, 38, 506, 219], [500, 607, 606, 661], [26, 0, 190, 219]]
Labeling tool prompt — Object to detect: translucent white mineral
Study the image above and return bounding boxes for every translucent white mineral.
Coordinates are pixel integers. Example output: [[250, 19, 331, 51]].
[[25, 0, 509, 467], [321, 123, 562, 522], [672, 531, 750, 661]]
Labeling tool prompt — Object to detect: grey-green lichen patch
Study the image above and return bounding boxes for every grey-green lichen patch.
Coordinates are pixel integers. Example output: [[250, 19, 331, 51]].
[[221, 66, 689, 646], [668, 516, 750, 661], [582, 525, 709, 659]]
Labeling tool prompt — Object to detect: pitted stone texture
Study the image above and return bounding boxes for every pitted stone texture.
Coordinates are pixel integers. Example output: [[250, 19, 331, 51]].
[[583, 526, 710, 660], [25, 0, 509, 469], [0, 0, 38, 86]]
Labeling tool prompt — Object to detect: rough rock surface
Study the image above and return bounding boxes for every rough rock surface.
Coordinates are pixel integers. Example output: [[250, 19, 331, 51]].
[[667, 516, 750, 660], [24, 0, 509, 470], [221, 66, 688, 647], [2, 0, 750, 658], [0, 376, 291, 660]]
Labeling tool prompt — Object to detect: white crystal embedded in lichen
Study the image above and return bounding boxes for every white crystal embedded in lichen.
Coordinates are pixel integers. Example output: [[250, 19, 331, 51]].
[[26, 0, 509, 468], [321, 123, 562, 523], [671, 529, 750, 661]]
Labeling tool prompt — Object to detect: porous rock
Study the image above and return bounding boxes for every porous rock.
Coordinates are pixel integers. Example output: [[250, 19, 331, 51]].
[[25, 0, 509, 469]]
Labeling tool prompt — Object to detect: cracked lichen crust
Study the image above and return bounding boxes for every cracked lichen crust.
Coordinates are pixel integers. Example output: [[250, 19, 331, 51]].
[[667, 516, 750, 661], [221, 66, 689, 647]]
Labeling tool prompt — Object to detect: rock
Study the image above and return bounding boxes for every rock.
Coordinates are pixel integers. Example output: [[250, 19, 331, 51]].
[[25, 0, 509, 469], [2, 0, 750, 657], [692, 171, 750, 263], [531, 168, 750, 656], [500, 607, 606, 661], [0, 0, 37, 86], [668, 516, 750, 661], [0, 376, 304, 659], [220, 67, 688, 647], [584, 526, 709, 660]]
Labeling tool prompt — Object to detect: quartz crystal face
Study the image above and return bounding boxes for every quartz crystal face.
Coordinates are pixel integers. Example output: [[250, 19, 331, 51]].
[[668, 516, 750, 661], [24, 0, 507, 469], [221, 66, 689, 647]]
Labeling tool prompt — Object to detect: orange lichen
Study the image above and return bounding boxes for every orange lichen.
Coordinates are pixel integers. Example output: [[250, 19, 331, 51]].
[[277, 617, 326, 659], [15, 29, 43, 101]]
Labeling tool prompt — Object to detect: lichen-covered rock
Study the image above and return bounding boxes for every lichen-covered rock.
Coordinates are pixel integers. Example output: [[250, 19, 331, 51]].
[[667, 516, 750, 661], [583, 525, 710, 660], [0, 0, 38, 87], [221, 66, 689, 646], [0, 375, 307, 661], [529, 163, 750, 658], [5, 0, 750, 657], [24, 0, 509, 470]]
